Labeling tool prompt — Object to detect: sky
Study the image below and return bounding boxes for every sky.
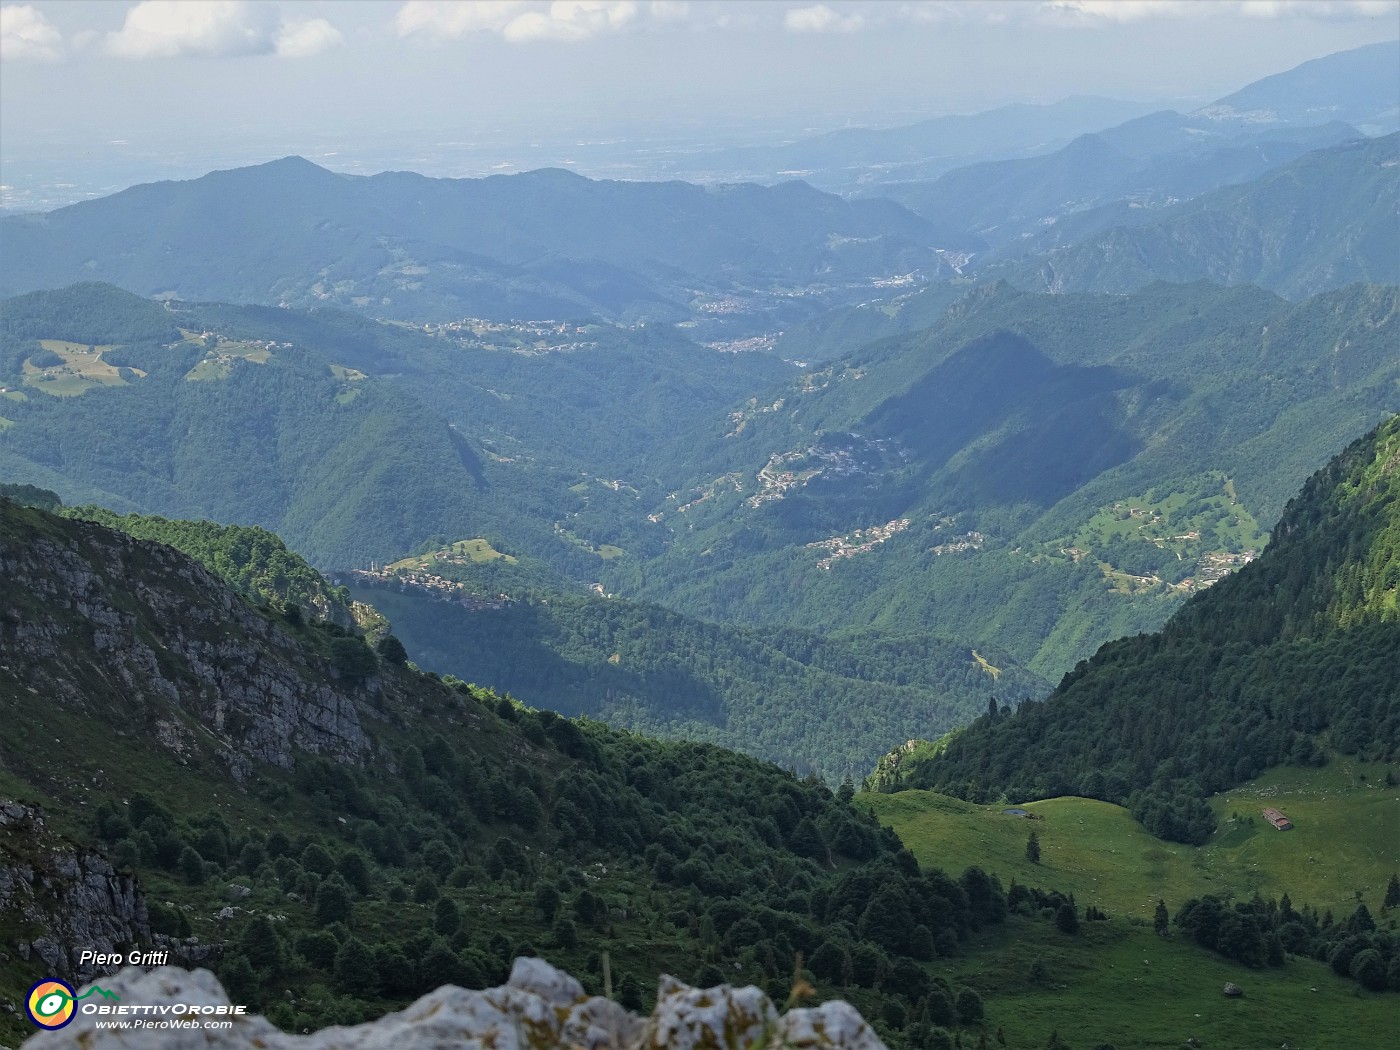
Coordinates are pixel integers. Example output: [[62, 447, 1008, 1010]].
[[2, 0, 1398, 204]]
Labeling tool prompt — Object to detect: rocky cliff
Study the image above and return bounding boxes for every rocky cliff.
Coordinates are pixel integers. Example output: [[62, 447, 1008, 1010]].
[[20, 958, 886, 1049], [0, 802, 216, 1002], [0, 503, 375, 778], [0, 802, 148, 989]]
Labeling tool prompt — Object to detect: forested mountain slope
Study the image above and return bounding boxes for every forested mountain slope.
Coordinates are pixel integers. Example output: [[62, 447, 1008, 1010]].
[[348, 564, 1048, 781], [880, 120, 1363, 259], [1014, 133, 1400, 298], [0, 159, 943, 323], [622, 281, 1400, 676], [884, 416, 1400, 844], [0, 499, 1030, 1048], [1200, 39, 1399, 132], [0, 286, 489, 567], [0, 283, 790, 571]]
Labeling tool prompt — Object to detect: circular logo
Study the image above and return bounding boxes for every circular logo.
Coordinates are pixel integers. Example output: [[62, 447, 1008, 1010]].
[[26, 979, 77, 1030]]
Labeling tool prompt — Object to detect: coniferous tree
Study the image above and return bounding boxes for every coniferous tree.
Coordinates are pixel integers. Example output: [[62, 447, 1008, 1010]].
[[334, 937, 378, 996], [1026, 830, 1041, 864], [178, 845, 205, 885], [434, 897, 461, 936], [1153, 899, 1170, 937], [1384, 873, 1400, 909], [315, 875, 354, 925]]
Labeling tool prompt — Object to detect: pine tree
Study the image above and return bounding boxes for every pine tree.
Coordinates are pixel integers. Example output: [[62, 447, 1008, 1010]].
[[837, 776, 855, 804], [334, 937, 377, 997], [434, 896, 462, 936], [1026, 830, 1041, 864], [239, 915, 284, 978], [178, 845, 205, 886], [1384, 873, 1400, 909], [1153, 899, 1170, 937], [315, 875, 354, 925]]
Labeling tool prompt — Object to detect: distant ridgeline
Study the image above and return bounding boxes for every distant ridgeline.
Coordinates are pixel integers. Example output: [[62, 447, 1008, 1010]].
[[875, 416, 1400, 845]]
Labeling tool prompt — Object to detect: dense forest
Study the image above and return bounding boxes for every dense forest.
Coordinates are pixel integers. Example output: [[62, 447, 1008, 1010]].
[[353, 570, 1047, 781], [884, 416, 1400, 844]]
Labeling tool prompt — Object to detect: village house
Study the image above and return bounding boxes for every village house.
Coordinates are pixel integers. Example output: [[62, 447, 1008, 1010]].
[[1262, 807, 1294, 830]]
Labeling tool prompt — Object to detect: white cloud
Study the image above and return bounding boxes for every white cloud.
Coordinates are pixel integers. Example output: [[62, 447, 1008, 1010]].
[[103, 1, 342, 60], [1038, 0, 1398, 22], [504, 1, 638, 42], [1238, 0, 1400, 18], [1037, 1, 1203, 23], [395, 0, 527, 39], [396, 0, 643, 44], [784, 4, 865, 34], [1, 4, 63, 62], [274, 17, 343, 58]]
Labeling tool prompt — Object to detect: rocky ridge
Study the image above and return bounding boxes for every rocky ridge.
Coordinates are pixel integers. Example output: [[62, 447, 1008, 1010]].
[[20, 958, 886, 1050], [0, 506, 375, 778]]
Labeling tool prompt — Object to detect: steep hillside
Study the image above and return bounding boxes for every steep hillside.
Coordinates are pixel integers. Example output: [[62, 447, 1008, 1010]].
[[0, 160, 941, 325], [347, 562, 1048, 780], [0, 500, 1039, 1049], [883, 416, 1400, 843], [56, 506, 372, 631], [1200, 39, 1399, 132], [621, 281, 1400, 676], [0, 286, 488, 567], [880, 121, 1362, 254], [1015, 133, 1399, 298], [0, 283, 789, 572]]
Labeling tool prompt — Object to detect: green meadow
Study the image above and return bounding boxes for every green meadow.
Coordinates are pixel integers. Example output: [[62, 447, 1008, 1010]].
[[865, 758, 1399, 1046], [863, 758, 1400, 921], [946, 915, 1395, 1049], [22, 339, 141, 397], [387, 537, 518, 571]]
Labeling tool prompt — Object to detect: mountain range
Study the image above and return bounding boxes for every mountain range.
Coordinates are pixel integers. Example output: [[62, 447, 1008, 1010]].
[[2, 35, 1399, 1050], [0, 160, 950, 327]]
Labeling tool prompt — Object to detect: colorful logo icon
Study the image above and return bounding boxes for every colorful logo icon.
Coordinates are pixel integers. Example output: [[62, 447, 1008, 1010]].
[[24, 979, 121, 1029], [26, 979, 77, 1030]]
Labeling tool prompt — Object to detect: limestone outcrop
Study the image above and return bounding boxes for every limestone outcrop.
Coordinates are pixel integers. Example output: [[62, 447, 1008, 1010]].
[[21, 958, 887, 1049], [0, 515, 372, 777]]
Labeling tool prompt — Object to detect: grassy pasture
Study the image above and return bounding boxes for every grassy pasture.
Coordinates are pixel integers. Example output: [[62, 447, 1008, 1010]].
[[387, 538, 518, 572], [555, 524, 626, 560], [1041, 472, 1270, 595], [863, 758, 1400, 921], [948, 915, 1396, 1049], [181, 331, 274, 381], [22, 339, 145, 397], [868, 760, 1399, 1046]]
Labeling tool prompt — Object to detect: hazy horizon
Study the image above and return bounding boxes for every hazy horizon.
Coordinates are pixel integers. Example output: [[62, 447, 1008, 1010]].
[[2, 0, 1398, 209]]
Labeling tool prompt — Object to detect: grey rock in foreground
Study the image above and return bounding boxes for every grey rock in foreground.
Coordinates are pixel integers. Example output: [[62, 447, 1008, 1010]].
[[22, 958, 887, 1049]]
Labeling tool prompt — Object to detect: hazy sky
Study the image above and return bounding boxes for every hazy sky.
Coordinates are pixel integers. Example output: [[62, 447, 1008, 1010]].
[[2, 0, 1397, 197]]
